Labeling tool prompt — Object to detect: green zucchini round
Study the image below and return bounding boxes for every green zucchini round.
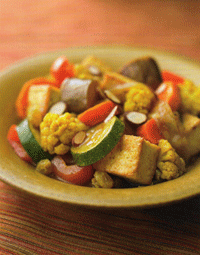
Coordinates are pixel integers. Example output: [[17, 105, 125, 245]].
[[71, 116, 125, 166], [17, 119, 53, 164]]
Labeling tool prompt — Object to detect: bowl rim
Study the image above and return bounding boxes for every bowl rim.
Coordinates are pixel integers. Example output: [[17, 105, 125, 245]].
[[1, 45, 200, 209]]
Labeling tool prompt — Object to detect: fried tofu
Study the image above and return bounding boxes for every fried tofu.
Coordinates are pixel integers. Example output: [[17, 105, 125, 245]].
[[28, 85, 60, 115], [100, 71, 133, 90], [100, 72, 137, 102], [93, 135, 160, 185]]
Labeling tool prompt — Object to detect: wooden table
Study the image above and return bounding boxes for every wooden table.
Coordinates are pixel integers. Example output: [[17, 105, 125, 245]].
[[0, 0, 200, 254]]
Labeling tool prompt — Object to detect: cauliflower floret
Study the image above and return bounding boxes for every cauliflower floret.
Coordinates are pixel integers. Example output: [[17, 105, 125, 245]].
[[155, 139, 186, 181], [124, 84, 155, 114], [40, 112, 88, 155], [91, 171, 114, 188], [178, 80, 200, 115]]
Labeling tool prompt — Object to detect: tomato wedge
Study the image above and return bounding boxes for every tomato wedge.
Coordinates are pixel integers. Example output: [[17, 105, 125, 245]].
[[51, 156, 94, 185]]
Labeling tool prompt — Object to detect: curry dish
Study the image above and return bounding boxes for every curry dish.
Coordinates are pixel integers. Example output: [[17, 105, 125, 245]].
[[7, 55, 200, 188]]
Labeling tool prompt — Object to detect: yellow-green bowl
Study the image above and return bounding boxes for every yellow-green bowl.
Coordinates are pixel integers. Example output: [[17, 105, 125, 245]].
[[0, 46, 200, 209]]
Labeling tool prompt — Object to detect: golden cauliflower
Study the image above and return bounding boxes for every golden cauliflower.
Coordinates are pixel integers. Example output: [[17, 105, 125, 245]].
[[155, 139, 186, 181], [178, 80, 200, 115], [40, 112, 88, 155], [124, 83, 155, 114]]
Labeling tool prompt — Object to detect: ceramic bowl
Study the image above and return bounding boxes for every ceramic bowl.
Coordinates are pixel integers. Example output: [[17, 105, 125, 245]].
[[0, 46, 200, 209]]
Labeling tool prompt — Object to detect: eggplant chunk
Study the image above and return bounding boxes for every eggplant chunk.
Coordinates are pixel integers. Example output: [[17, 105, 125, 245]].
[[119, 57, 163, 90], [61, 78, 99, 113]]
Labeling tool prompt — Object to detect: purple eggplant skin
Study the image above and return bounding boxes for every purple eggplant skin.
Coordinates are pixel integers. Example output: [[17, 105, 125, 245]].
[[119, 57, 163, 91]]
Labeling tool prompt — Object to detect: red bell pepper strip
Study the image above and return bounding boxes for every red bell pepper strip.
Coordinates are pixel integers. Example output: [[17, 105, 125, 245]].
[[136, 118, 164, 145], [156, 81, 181, 112], [7, 125, 33, 163], [50, 56, 75, 84], [78, 100, 117, 127], [51, 156, 94, 186], [7, 124, 20, 143], [162, 71, 185, 85]]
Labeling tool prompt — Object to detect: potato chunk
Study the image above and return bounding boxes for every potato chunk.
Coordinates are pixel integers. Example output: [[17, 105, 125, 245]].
[[93, 135, 160, 185]]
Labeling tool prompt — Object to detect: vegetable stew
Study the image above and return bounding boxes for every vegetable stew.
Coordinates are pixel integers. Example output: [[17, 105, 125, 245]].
[[8, 55, 200, 188]]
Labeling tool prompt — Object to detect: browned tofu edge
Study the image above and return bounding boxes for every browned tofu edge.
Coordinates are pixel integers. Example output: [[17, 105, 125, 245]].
[[93, 135, 160, 185], [132, 140, 160, 184]]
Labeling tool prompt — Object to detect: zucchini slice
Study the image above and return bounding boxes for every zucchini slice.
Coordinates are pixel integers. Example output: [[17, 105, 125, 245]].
[[71, 116, 125, 166], [16, 119, 53, 164]]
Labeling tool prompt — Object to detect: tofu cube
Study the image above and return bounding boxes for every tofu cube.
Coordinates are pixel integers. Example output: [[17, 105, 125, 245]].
[[100, 71, 133, 91], [93, 135, 160, 185], [27, 85, 60, 117]]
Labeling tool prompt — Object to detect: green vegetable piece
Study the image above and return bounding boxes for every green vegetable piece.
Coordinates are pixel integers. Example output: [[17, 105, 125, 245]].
[[17, 119, 53, 164], [71, 116, 125, 166]]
